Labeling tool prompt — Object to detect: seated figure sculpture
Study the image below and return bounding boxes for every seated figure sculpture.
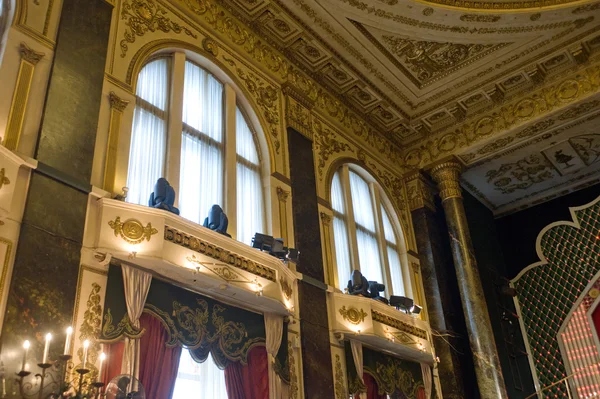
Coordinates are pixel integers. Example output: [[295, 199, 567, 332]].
[[203, 205, 231, 237], [148, 178, 179, 215]]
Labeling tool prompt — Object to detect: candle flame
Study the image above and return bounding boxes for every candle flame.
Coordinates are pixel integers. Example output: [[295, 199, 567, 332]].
[[66, 326, 73, 334], [83, 340, 90, 349], [23, 341, 30, 349], [45, 333, 52, 341]]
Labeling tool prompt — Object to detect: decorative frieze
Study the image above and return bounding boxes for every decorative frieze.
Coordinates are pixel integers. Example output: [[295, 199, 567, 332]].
[[371, 310, 428, 340]]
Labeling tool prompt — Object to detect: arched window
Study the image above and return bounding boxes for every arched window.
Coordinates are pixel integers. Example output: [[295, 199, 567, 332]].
[[331, 165, 406, 296], [0, 0, 12, 64], [127, 53, 266, 245]]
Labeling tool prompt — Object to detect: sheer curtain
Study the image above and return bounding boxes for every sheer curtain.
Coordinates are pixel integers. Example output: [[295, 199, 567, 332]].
[[236, 108, 264, 245], [172, 350, 228, 399], [349, 171, 383, 284], [179, 61, 224, 224], [127, 58, 169, 205], [331, 171, 351, 288], [381, 206, 404, 296]]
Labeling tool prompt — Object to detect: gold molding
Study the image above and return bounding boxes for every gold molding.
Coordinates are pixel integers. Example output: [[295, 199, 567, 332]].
[[288, 340, 299, 399], [405, 172, 436, 212], [276, 186, 290, 245], [371, 310, 428, 340], [4, 43, 45, 151], [320, 212, 335, 286], [430, 160, 463, 202], [164, 225, 277, 282], [104, 92, 130, 193], [280, 276, 293, 300], [334, 354, 347, 399], [108, 216, 158, 244], [0, 238, 13, 309], [339, 306, 368, 325]]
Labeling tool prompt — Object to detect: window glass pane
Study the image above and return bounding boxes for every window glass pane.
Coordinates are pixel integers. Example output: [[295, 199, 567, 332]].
[[237, 162, 264, 245], [127, 60, 168, 205], [380, 205, 397, 244], [136, 59, 168, 110], [179, 131, 223, 224], [387, 246, 404, 296], [349, 171, 376, 231], [183, 61, 223, 142], [333, 215, 351, 287], [356, 228, 383, 284], [172, 350, 227, 399], [235, 108, 259, 164], [331, 171, 345, 214]]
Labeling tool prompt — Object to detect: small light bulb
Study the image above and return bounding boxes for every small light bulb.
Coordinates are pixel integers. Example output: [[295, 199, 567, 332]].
[[23, 341, 30, 350]]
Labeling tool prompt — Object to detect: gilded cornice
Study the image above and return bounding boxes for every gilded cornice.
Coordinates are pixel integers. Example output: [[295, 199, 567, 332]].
[[371, 310, 428, 339], [403, 63, 600, 169]]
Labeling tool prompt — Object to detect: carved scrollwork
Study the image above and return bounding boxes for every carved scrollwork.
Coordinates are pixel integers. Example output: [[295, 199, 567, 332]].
[[280, 277, 293, 300], [108, 216, 158, 244]]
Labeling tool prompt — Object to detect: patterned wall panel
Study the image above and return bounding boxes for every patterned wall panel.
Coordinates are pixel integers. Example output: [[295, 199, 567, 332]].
[[512, 197, 600, 398]]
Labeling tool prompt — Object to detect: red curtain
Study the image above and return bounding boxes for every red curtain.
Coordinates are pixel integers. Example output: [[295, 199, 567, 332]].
[[364, 373, 386, 399], [224, 345, 269, 399], [101, 341, 124, 386], [138, 312, 182, 399], [417, 386, 427, 399]]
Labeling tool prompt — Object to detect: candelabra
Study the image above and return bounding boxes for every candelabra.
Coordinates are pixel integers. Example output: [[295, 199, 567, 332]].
[[12, 355, 104, 399]]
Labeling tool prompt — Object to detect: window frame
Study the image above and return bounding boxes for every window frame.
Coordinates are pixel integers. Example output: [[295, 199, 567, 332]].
[[124, 51, 270, 243], [330, 164, 408, 297]]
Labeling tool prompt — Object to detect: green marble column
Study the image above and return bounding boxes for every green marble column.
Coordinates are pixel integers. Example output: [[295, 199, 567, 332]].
[[430, 160, 508, 399]]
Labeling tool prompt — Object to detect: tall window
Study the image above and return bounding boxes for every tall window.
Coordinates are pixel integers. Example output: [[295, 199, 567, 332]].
[[127, 58, 169, 205], [127, 54, 267, 243], [236, 107, 265, 245], [331, 165, 405, 296]]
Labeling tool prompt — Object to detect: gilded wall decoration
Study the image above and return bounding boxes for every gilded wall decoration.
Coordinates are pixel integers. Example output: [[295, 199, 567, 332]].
[[77, 283, 102, 380], [371, 310, 428, 339], [422, 7, 434, 16], [165, 226, 277, 281], [108, 216, 158, 244], [460, 14, 501, 23], [280, 277, 293, 300], [485, 154, 555, 194], [339, 306, 368, 325], [334, 354, 347, 399], [213, 266, 241, 281], [120, 0, 197, 57], [405, 172, 436, 211], [222, 57, 282, 153], [285, 94, 312, 139], [288, 340, 299, 399], [572, 2, 600, 13], [313, 119, 353, 178], [404, 65, 600, 168]]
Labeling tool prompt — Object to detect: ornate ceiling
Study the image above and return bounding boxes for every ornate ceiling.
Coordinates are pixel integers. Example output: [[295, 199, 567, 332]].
[[215, 0, 600, 212]]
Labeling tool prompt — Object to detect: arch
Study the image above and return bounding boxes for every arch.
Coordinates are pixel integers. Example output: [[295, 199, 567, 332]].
[[324, 156, 410, 254], [126, 39, 276, 175]]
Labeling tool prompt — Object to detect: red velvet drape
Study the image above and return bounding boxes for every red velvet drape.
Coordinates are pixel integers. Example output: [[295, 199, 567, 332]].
[[364, 373, 386, 399], [102, 341, 124, 387], [417, 386, 427, 399], [138, 313, 182, 399], [224, 345, 269, 399]]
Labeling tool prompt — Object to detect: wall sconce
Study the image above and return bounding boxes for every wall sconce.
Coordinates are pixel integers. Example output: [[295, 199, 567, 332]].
[[128, 251, 137, 259]]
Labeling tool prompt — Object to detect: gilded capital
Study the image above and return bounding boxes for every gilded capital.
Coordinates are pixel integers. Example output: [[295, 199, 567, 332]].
[[320, 212, 332, 225], [277, 186, 290, 202], [405, 171, 436, 211], [109, 92, 130, 112], [430, 161, 463, 202], [19, 42, 44, 65]]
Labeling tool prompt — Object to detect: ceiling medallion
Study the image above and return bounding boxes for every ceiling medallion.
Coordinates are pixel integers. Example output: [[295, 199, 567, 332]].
[[339, 306, 368, 325], [108, 216, 158, 244]]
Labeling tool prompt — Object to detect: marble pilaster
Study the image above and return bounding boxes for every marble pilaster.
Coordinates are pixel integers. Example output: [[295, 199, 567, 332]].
[[431, 160, 508, 399]]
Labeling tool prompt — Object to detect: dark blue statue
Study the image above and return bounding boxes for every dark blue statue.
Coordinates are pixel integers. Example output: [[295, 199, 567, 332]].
[[149, 178, 179, 215], [203, 205, 231, 237]]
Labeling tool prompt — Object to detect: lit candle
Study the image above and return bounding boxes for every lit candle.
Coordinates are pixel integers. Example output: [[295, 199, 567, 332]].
[[42, 333, 52, 364], [24, 363, 29, 372], [64, 327, 73, 355], [21, 341, 30, 371], [82, 340, 89, 369], [98, 353, 106, 382]]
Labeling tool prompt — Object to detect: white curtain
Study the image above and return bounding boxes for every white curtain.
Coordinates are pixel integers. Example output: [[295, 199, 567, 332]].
[[179, 61, 224, 224], [127, 59, 168, 205], [120, 265, 152, 380], [172, 350, 228, 399], [381, 206, 404, 296], [236, 108, 264, 245], [331, 171, 351, 288], [350, 340, 366, 399], [421, 363, 432, 399], [0, 0, 11, 65], [265, 313, 285, 399]]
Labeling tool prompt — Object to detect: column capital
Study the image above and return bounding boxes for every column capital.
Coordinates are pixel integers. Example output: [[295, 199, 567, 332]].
[[277, 186, 290, 202], [19, 42, 45, 65], [430, 159, 464, 202], [109, 92, 130, 112], [404, 170, 437, 211]]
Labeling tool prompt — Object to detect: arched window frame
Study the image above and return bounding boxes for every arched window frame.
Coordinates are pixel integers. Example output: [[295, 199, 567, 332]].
[[123, 50, 271, 244], [330, 163, 410, 297], [0, 0, 14, 64]]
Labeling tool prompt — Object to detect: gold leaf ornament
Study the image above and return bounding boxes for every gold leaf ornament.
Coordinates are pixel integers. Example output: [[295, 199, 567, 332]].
[[339, 306, 368, 325], [108, 216, 158, 244]]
